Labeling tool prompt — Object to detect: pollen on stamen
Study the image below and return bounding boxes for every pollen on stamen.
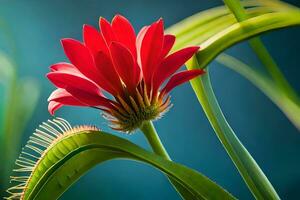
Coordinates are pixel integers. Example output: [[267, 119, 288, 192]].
[[101, 81, 172, 133]]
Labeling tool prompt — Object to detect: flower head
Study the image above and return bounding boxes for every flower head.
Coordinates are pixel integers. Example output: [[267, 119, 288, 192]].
[[47, 15, 204, 132]]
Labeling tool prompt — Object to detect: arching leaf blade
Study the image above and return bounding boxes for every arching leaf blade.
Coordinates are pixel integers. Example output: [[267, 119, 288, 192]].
[[18, 131, 235, 200]]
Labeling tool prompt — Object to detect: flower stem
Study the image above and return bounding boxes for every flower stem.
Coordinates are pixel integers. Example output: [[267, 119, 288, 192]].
[[140, 121, 197, 200], [223, 0, 299, 103], [187, 56, 280, 200], [140, 121, 170, 159]]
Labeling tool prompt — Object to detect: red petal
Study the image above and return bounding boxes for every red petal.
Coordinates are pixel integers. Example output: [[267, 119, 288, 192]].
[[48, 88, 86, 105], [111, 15, 137, 59], [94, 51, 123, 95], [140, 19, 164, 86], [50, 62, 82, 75], [99, 17, 116, 46], [110, 42, 140, 91], [153, 46, 199, 91], [161, 35, 175, 58], [136, 26, 149, 67], [61, 38, 101, 83], [48, 101, 63, 115], [47, 72, 102, 97], [48, 91, 112, 115], [50, 61, 119, 96], [83, 24, 109, 56], [162, 69, 205, 94], [65, 86, 113, 108]]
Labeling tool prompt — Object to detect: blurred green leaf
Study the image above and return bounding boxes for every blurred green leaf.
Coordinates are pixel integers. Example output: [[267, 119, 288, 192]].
[[2, 77, 40, 185], [11, 78, 40, 135], [223, 0, 299, 111], [0, 51, 16, 188], [0, 51, 15, 84], [216, 53, 300, 130], [0, 50, 40, 192]]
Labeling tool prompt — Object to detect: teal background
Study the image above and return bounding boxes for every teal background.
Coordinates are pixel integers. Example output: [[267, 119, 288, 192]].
[[1, 0, 300, 199]]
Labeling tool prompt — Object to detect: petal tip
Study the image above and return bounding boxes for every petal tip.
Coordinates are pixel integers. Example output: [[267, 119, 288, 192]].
[[60, 38, 78, 47], [157, 17, 163, 23], [99, 16, 110, 25], [112, 14, 124, 21], [48, 101, 62, 116], [83, 24, 93, 31], [191, 46, 200, 51]]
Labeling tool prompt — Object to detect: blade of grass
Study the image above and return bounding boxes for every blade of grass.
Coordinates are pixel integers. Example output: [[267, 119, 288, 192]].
[[191, 10, 300, 70], [223, 0, 299, 107], [167, 0, 288, 38], [186, 56, 280, 199], [216, 53, 300, 130], [173, 7, 273, 51]]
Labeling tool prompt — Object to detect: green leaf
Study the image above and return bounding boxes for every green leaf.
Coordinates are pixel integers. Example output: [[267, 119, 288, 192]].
[[0, 51, 17, 192], [166, 0, 287, 39], [0, 52, 40, 189], [223, 0, 299, 113], [168, 3, 277, 51], [166, 0, 300, 129], [0, 51, 15, 85], [0, 51, 16, 130], [9, 78, 40, 136], [186, 57, 280, 199], [7, 119, 235, 200], [2, 77, 40, 190], [140, 121, 198, 200], [167, 0, 300, 65], [191, 10, 300, 70], [168, 1, 299, 199], [216, 53, 300, 130]]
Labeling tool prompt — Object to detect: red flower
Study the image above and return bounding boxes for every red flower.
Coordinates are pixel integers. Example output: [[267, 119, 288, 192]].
[[47, 15, 204, 132]]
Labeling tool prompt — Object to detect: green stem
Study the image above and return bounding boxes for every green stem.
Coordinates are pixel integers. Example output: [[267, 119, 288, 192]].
[[187, 57, 280, 200], [223, 0, 299, 103], [140, 121, 199, 200], [140, 121, 170, 159]]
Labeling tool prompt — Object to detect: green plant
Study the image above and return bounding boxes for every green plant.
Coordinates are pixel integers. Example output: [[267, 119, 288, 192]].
[[0, 52, 40, 195], [5, 0, 300, 199]]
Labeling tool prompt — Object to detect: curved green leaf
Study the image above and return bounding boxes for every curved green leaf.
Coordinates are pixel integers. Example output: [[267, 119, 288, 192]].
[[168, 1, 299, 198], [223, 0, 299, 105], [186, 57, 280, 199], [7, 119, 235, 200], [167, 0, 300, 66], [169, 5, 279, 50], [216, 53, 300, 130], [0, 52, 40, 194], [166, 0, 300, 130], [190, 10, 300, 70], [166, 0, 291, 38]]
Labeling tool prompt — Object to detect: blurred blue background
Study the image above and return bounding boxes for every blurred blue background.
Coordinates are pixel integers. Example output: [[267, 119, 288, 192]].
[[1, 0, 300, 199]]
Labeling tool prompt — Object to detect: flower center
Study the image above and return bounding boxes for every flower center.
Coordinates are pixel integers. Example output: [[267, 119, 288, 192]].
[[117, 102, 160, 132], [103, 82, 171, 133]]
